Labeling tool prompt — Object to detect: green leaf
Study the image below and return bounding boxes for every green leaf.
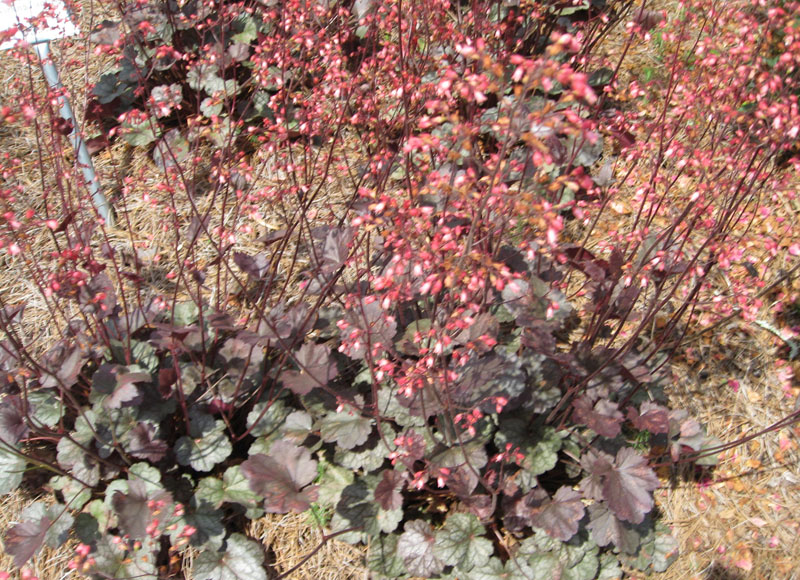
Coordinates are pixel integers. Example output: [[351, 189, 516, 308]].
[[201, 97, 224, 118], [395, 318, 433, 355], [92, 534, 158, 580], [93, 72, 132, 104], [651, 527, 679, 572], [181, 499, 225, 549], [22, 502, 74, 548], [282, 410, 313, 443], [85, 498, 111, 533], [48, 476, 91, 510], [153, 128, 190, 170], [0, 445, 25, 496], [332, 422, 395, 472], [121, 117, 160, 147], [74, 512, 100, 544], [319, 409, 373, 449], [526, 553, 562, 579], [172, 301, 200, 325], [376, 382, 425, 427], [496, 421, 564, 476], [247, 398, 290, 438], [332, 479, 374, 536], [175, 414, 232, 472], [232, 15, 258, 43], [367, 533, 407, 578], [196, 476, 225, 507], [433, 513, 493, 571], [563, 546, 600, 580], [467, 557, 534, 580], [597, 553, 623, 579], [57, 435, 100, 487], [222, 465, 260, 504], [192, 533, 267, 580], [26, 391, 63, 427], [588, 68, 615, 88], [430, 440, 488, 471], [316, 462, 355, 507]]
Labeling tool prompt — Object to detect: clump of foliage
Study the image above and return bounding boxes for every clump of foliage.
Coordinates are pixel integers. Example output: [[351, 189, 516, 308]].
[[0, 0, 798, 578]]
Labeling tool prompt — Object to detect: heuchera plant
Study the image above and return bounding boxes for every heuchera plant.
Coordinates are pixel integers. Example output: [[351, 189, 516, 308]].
[[0, 0, 797, 578]]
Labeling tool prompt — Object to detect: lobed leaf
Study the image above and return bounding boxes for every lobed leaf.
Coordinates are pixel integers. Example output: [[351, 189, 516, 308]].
[[319, 408, 373, 450], [581, 448, 659, 524], [396, 520, 444, 577], [112, 479, 172, 539], [433, 513, 493, 571], [192, 534, 267, 580], [0, 444, 25, 496], [374, 470, 405, 511], [281, 344, 337, 395], [240, 441, 318, 513], [571, 396, 623, 438], [527, 486, 585, 542]]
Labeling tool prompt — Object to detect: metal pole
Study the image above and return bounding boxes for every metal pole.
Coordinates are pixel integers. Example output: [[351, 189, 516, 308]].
[[34, 41, 113, 225]]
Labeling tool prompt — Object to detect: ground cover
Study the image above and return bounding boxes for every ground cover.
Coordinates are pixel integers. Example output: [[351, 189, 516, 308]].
[[0, 0, 798, 578]]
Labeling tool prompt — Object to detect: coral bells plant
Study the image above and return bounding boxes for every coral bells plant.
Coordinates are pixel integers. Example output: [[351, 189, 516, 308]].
[[0, 0, 797, 578]]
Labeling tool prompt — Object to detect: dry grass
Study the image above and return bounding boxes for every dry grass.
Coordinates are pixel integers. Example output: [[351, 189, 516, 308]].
[[0, 0, 799, 579]]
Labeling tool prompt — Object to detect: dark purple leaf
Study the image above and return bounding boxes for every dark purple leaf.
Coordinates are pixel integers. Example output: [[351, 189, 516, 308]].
[[608, 247, 624, 277], [4, 517, 49, 567], [256, 228, 287, 246], [78, 273, 117, 319], [633, 7, 664, 31], [396, 520, 444, 577], [340, 300, 397, 359], [562, 245, 610, 282], [218, 337, 264, 379], [527, 486, 585, 541], [587, 503, 644, 554], [0, 395, 28, 444], [374, 470, 405, 511], [572, 396, 623, 438], [397, 381, 445, 418], [451, 313, 498, 353], [92, 364, 148, 409], [158, 368, 177, 398], [89, 20, 121, 44], [240, 441, 318, 513], [207, 311, 236, 330], [186, 215, 210, 243], [462, 494, 495, 521], [40, 343, 87, 389], [582, 448, 659, 524], [668, 410, 705, 461], [112, 480, 172, 539], [280, 344, 336, 395], [319, 227, 353, 274], [579, 450, 614, 501], [0, 303, 24, 326], [233, 252, 271, 281], [627, 401, 669, 434], [249, 303, 310, 342], [447, 464, 479, 499], [127, 423, 168, 462], [219, 337, 258, 363]]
